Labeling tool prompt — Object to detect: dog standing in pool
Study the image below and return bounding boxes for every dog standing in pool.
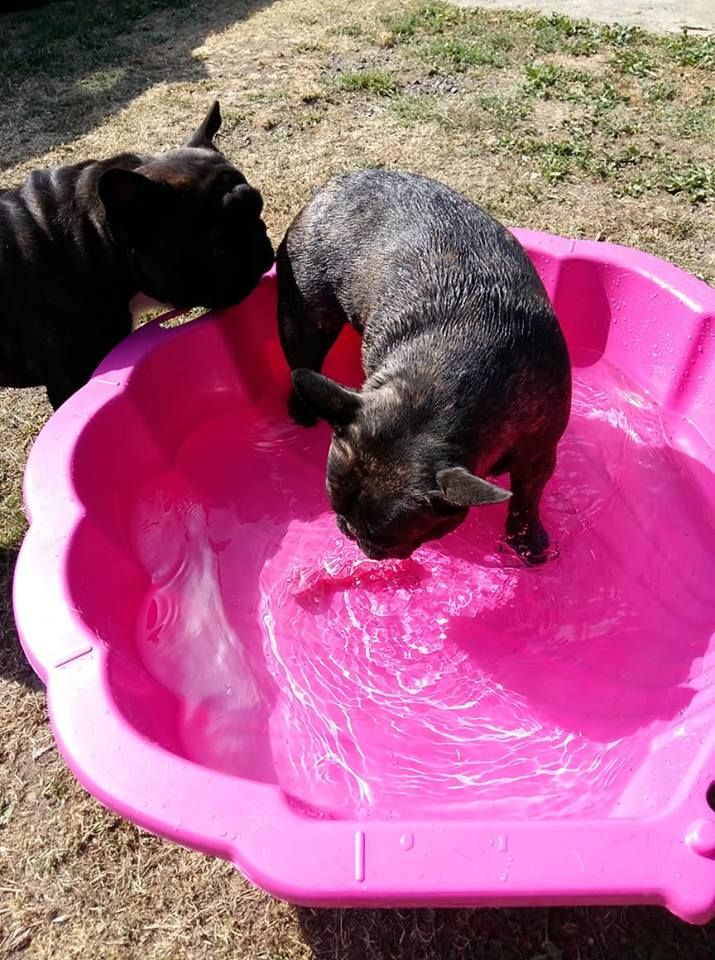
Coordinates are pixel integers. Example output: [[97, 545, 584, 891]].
[[277, 169, 571, 564]]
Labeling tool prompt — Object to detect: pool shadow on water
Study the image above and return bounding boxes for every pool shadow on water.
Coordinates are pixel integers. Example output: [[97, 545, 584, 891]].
[[433, 398, 715, 745]]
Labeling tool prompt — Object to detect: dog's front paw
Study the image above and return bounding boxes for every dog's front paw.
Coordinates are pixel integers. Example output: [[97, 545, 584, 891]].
[[506, 518, 550, 566], [288, 389, 318, 427]]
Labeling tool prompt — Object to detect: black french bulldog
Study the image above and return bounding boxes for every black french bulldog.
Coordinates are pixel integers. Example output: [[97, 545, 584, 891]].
[[0, 101, 274, 409], [277, 169, 571, 564]]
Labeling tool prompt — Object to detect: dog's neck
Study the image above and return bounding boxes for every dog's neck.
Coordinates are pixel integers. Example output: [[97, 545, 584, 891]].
[[364, 361, 481, 465], [68, 155, 157, 310]]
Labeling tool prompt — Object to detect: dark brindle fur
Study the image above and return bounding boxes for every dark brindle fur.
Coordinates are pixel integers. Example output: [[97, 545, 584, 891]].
[[277, 169, 571, 564], [0, 101, 273, 409]]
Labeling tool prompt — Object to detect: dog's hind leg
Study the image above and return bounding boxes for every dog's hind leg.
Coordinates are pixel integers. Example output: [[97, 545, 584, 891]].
[[44, 309, 132, 410], [45, 373, 87, 410]]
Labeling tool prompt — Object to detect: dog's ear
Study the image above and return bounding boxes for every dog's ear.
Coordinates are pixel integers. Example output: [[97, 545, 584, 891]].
[[184, 100, 222, 150], [436, 467, 512, 507], [98, 169, 167, 239], [292, 370, 362, 427]]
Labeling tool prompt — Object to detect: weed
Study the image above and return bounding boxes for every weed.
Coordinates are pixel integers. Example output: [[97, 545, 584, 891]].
[[501, 135, 592, 184], [612, 48, 655, 77], [537, 139, 591, 183], [337, 24, 365, 38], [667, 31, 715, 70], [593, 145, 651, 179], [476, 94, 531, 127], [523, 63, 606, 105], [390, 93, 441, 124], [383, 1, 459, 40], [661, 162, 715, 203], [620, 174, 652, 198], [336, 69, 398, 96], [600, 23, 644, 46], [422, 37, 507, 70], [301, 109, 323, 127], [670, 107, 715, 139], [523, 62, 564, 96], [533, 13, 643, 55], [646, 80, 678, 102]]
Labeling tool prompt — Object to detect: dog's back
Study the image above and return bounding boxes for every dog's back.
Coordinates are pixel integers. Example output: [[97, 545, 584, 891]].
[[0, 154, 145, 390], [288, 170, 558, 351], [283, 169, 569, 450]]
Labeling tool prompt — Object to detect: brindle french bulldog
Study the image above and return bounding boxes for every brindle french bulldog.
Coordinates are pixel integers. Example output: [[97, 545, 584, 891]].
[[0, 101, 274, 409], [277, 169, 571, 564]]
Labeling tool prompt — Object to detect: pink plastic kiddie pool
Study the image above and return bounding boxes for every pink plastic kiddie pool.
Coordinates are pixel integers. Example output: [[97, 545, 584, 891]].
[[14, 229, 715, 922]]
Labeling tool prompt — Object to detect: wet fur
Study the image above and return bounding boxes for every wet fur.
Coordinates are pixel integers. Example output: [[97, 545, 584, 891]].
[[277, 169, 571, 563], [0, 101, 273, 409]]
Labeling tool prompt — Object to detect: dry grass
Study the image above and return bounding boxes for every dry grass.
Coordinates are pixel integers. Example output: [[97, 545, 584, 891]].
[[1, 1, 715, 957]]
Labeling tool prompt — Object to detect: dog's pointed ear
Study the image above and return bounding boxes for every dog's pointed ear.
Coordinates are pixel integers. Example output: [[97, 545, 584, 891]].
[[292, 370, 362, 427], [98, 168, 165, 237], [184, 100, 222, 149], [436, 467, 512, 507]]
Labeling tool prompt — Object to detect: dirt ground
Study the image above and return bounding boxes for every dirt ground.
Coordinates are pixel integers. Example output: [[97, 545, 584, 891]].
[[1, 1, 715, 958]]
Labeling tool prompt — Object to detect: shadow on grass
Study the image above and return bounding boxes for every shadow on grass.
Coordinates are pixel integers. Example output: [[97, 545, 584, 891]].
[[0, 543, 40, 689], [0, 0, 275, 171], [298, 903, 713, 960]]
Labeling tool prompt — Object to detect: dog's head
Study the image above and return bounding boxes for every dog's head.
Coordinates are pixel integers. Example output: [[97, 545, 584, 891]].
[[98, 101, 274, 309], [292, 369, 511, 560]]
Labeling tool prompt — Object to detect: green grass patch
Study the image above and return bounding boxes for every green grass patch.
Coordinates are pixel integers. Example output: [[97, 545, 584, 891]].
[[533, 13, 641, 56], [366, 2, 715, 207], [499, 134, 593, 185], [666, 31, 715, 69], [476, 94, 531, 128], [390, 93, 441, 125], [523, 63, 589, 98], [0, 490, 27, 552], [383, 1, 460, 40], [336, 24, 366, 39], [669, 106, 715, 139], [522, 63, 624, 110], [421, 36, 508, 70], [661, 162, 715, 203], [336, 69, 398, 96], [612, 47, 656, 77], [646, 80, 679, 102]]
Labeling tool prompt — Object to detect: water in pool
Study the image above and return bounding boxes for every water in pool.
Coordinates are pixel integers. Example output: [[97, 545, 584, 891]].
[[131, 357, 715, 820]]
